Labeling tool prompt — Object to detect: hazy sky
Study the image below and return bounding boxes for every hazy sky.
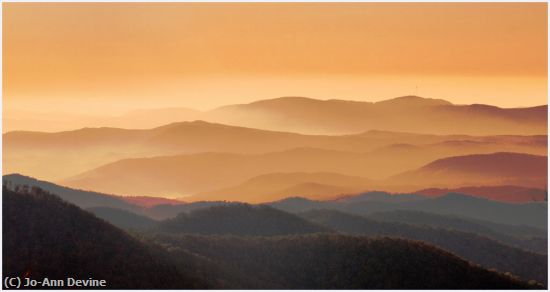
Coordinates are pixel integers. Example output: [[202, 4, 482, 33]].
[[3, 2, 548, 114]]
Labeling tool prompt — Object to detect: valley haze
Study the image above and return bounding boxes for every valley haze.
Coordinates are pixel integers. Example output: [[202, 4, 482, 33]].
[[3, 2, 547, 290]]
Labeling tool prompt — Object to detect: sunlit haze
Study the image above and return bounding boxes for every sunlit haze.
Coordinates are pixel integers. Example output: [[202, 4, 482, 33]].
[[3, 2, 548, 120]]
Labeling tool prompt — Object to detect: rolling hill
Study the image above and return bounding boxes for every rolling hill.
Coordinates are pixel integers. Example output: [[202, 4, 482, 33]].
[[301, 209, 547, 284], [63, 151, 547, 200], [147, 233, 540, 289], [3, 183, 545, 288], [5, 102, 547, 182], [7, 96, 547, 136], [62, 148, 382, 197], [3, 187, 208, 289], [205, 96, 547, 135], [389, 152, 548, 189], [414, 185, 547, 203], [200, 172, 373, 202], [157, 204, 330, 236], [270, 193, 548, 229], [366, 210, 547, 253]]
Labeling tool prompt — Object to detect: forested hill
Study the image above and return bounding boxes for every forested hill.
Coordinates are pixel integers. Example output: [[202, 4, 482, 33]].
[[147, 233, 540, 289], [3, 186, 544, 289], [157, 204, 330, 235], [2, 187, 207, 289]]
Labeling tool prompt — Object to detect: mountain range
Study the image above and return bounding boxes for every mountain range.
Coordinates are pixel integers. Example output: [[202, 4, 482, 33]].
[[56, 151, 547, 201], [4, 186, 545, 288], [4, 94, 547, 288], [204, 96, 547, 135], [7, 96, 545, 136], [5, 174, 547, 229], [5, 118, 545, 183]]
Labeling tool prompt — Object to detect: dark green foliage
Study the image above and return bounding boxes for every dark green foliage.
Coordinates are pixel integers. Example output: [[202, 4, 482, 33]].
[[2, 187, 207, 289], [302, 209, 547, 285], [148, 233, 540, 289], [367, 210, 547, 253], [86, 207, 158, 231], [157, 203, 330, 236]]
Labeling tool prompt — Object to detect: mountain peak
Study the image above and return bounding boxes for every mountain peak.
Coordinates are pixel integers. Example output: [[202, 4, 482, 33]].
[[376, 95, 453, 106]]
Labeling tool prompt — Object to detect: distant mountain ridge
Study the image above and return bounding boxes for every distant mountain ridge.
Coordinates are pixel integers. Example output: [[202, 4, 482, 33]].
[[61, 151, 548, 200], [205, 96, 547, 135], [5, 114, 546, 183], [391, 152, 547, 189], [5, 96, 548, 135]]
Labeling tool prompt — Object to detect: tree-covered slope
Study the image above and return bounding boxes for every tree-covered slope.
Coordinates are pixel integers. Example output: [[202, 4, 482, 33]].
[[157, 204, 330, 236], [148, 233, 540, 289], [302, 209, 547, 285], [2, 187, 207, 289]]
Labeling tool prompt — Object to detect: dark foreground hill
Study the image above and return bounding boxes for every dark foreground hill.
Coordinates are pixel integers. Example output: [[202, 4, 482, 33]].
[[157, 204, 330, 236], [3, 186, 544, 289], [2, 187, 207, 289], [148, 233, 539, 289], [302, 209, 547, 285]]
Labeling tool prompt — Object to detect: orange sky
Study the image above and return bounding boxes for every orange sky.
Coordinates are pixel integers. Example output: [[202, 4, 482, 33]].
[[3, 3, 548, 114]]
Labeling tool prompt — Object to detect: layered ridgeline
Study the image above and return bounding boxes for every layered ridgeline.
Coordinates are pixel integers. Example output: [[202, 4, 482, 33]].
[[4, 175, 547, 284], [5, 174, 548, 228], [204, 96, 547, 135], [7, 96, 547, 135], [60, 151, 547, 201], [4, 97, 547, 183], [84, 199, 547, 253], [3, 186, 543, 289], [270, 193, 548, 229]]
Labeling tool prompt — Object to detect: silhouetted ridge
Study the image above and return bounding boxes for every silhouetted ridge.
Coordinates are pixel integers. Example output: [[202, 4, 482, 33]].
[[375, 95, 453, 106], [3, 173, 141, 212]]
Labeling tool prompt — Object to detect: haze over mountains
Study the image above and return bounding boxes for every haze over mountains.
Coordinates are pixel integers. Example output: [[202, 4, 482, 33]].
[[206, 96, 547, 135], [57, 151, 546, 201], [5, 96, 547, 135], [3, 94, 548, 288], [3, 96, 547, 202], [6, 118, 546, 182]]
